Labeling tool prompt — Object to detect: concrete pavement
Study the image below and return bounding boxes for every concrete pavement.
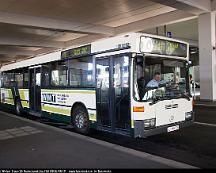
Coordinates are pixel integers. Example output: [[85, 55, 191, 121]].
[[0, 111, 196, 169]]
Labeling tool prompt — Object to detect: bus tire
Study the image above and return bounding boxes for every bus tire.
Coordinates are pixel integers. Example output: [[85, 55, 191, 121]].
[[72, 105, 90, 135], [15, 99, 22, 116]]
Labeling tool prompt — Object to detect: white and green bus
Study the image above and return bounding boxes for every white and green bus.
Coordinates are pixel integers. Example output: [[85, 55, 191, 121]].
[[0, 33, 194, 138]]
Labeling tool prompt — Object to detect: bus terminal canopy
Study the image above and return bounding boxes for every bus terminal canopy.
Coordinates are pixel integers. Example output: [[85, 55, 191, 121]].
[[0, 0, 215, 66]]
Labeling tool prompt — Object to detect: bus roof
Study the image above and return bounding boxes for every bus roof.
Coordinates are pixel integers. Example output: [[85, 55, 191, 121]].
[[0, 33, 189, 72]]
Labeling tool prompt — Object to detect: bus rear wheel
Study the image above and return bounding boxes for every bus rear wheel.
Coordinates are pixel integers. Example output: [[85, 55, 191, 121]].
[[72, 105, 90, 135], [15, 100, 22, 116]]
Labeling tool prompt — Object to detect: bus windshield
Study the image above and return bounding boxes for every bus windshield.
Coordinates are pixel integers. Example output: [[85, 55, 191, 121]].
[[134, 56, 190, 102]]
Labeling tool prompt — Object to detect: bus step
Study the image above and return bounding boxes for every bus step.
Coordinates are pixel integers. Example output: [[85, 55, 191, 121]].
[[29, 111, 42, 117], [60, 124, 74, 129]]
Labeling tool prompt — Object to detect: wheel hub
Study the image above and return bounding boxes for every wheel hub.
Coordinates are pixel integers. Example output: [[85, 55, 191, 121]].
[[75, 112, 85, 129]]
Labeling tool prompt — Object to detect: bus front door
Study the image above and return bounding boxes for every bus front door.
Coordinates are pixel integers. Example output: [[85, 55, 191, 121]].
[[96, 55, 130, 133], [29, 67, 41, 114], [96, 58, 111, 128]]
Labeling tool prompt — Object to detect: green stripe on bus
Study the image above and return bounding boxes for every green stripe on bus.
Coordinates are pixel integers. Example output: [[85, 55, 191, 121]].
[[42, 105, 71, 116], [131, 120, 134, 128], [8, 90, 13, 98], [89, 113, 97, 122], [21, 101, 29, 108], [19, 89, 29, 108], [5, 99, 14, 105], [6, 90, 14, 105], [19, 90, 26, 100], [41, 89, 95, 95]]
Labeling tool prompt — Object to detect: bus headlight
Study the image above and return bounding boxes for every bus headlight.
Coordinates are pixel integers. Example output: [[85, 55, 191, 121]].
[[185, 112, 193, 120], [144, 118, 156, 130]]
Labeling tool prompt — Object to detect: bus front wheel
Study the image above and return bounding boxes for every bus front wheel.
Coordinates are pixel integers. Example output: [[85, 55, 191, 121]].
[[72, 105, 90, 135]]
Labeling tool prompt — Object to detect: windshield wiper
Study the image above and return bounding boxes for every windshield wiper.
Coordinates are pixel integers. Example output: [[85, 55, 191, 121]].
[[149, 98, 162, 106], [176, 93, 191, 101], [149, 93, 190, 106], [149, 96, 172, 106]]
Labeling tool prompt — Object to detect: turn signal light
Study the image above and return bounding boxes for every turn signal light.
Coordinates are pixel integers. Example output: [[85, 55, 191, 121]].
[[133, 106, 145, 112], [192, 99, 195, 109]]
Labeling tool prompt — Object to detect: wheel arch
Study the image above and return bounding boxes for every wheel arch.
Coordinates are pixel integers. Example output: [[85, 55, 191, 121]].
[[71, 102, 89, 122]]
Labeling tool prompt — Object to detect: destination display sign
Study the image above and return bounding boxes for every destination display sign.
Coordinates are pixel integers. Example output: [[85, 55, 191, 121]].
[[61, 45, 91, 59], [140, 36, 188, 57]]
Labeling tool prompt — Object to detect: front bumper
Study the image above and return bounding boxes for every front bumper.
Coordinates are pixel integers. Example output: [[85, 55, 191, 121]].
[[134, 119, 193, 138]]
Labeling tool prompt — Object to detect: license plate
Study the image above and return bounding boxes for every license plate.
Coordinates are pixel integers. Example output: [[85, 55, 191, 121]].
[[167, 125, 180, 133]]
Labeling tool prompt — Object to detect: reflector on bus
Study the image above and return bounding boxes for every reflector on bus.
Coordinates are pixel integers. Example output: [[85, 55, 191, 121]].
[[133, 106, 145, 112]]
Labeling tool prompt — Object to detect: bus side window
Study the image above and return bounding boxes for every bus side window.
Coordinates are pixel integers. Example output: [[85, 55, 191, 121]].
[[69, 56, 94, 87], [15, 72, 24, 88], [2, 72, 14, 88], [51, 61, 68, 87], [41, 64, 50, 87], [23, 68, 29, 88]]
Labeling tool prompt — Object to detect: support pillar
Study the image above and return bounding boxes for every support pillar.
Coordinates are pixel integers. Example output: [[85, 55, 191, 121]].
[[198, 12, 216, 101]]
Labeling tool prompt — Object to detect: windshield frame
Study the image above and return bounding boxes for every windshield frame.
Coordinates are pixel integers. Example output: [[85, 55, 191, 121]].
[[133, 55, 191, 103]]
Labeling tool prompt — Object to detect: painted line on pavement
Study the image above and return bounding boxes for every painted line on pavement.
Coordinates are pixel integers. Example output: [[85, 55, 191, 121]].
[[0, 110, 198, 169], [195, 122, 216, 127], [195, 104, 216, 108]]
